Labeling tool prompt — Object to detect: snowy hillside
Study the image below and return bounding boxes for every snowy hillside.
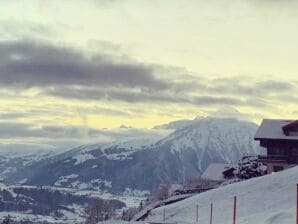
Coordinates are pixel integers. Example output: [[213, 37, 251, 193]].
[[0, 149, 57, 181], [147, 166, 298, 224]]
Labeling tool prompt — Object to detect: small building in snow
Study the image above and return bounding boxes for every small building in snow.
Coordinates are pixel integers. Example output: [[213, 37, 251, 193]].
[[222, 167, 236, 179], [201, 163, 236, 181], [254, 119, 298, 173]]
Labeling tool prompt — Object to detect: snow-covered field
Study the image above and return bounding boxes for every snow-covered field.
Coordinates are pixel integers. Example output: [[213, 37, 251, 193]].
[[0, 182, 145, 208], [0, 211, 85, 224], [147, 166, 298, 224], [0, 182, 145, 223]]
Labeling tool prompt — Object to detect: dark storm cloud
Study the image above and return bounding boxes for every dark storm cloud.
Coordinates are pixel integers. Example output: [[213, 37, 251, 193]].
[[0, 40, 168, 90]]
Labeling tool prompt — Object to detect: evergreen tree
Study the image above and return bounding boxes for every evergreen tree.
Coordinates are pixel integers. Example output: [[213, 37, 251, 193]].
[[237, 156, 267, 179]]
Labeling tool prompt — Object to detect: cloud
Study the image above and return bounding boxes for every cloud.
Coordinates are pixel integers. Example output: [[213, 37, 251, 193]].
[[0, 121, 171, 152], [0, 121, 160, 140], [207, 78, 296, 97], [45, 85, 246, 106], [209, 106, 250, 121], [0, 20, 55, 41], [0, 39, 296, 110], [0, 122, 103, 140], [0, 39, 169, 90], [192, 96, 244, 105], [0, 122, 43, 138], [255, 80, 294, 92], [0, 112, 29, 119], [32, 74, 294, 110], [0, 106, 131, 122], [0, 122, 102, 139]]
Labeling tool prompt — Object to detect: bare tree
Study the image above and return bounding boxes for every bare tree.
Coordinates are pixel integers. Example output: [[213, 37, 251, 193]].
[[121, 207, 139, 221], [151, 183, 171, 201], [1, 215, 13, 224], [85, 198, 113, 224]]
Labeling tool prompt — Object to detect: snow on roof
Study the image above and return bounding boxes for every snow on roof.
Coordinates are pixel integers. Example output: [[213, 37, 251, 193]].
[[254, 119, 298, 140], [201, 163, 236, 181]]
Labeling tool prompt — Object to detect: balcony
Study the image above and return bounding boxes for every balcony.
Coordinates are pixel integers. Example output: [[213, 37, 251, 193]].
[[258, 155, 288, 163]]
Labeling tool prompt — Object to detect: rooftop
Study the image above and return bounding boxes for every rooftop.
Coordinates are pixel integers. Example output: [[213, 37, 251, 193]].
[[254, 119, 298, 141], [201, 163, 236, 181]]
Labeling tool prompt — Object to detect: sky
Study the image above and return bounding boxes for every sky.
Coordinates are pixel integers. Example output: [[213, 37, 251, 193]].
[[0, 0, 298, 150]]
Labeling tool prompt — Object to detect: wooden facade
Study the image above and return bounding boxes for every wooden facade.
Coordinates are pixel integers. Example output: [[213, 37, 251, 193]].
[[255, 119, 298, 173]]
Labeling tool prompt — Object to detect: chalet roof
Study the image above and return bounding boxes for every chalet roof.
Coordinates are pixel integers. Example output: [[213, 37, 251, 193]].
[[254, 119, 298, 141], [282, 120, 298, 135], [201, 163, 236, 181]]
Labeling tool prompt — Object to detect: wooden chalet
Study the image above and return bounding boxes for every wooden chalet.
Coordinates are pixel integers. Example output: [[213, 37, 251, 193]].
[[254, 119, 298, 173]]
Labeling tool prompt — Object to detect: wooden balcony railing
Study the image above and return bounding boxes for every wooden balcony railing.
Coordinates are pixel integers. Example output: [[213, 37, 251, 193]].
[[258, 155, 288, 163]]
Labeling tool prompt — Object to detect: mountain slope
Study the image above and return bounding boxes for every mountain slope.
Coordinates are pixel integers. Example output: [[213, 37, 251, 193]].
[[156, 117, 260, 174], [0, 149, 57, 181], [4, 117, 260, 193], [147, 166, 298, 224]]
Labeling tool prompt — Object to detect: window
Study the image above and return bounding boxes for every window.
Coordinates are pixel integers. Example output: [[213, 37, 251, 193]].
[[273, 166, 284, 172]]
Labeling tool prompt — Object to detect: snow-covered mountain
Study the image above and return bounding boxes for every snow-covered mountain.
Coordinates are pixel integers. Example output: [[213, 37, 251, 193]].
[[3, 117, 261, 193], [147, 166, 298, 224], [156, 117, 260, 175], [0, 149, 57, 181]]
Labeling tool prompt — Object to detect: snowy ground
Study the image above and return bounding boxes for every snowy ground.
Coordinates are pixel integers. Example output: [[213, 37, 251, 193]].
[[0, 182, 145, 208], [0, 211, 85, 224], [0, 183, 145, 223], [147, 166, 298, 224]]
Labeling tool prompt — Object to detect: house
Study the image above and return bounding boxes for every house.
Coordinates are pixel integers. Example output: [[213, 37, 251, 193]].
[[254, 119, 298, 173], [222, 167, 236, 179], [201, 163, 236, 181]]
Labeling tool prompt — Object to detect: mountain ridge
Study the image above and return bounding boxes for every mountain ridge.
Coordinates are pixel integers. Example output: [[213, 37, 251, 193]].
[[2, 117, 261, 193]]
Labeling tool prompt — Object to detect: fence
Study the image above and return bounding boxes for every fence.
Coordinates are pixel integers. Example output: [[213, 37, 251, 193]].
[[156, 184, 298, 224]]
